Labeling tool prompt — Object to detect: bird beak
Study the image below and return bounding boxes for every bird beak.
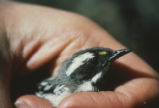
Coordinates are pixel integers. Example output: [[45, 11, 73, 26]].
[[109, 49, 131, 62]]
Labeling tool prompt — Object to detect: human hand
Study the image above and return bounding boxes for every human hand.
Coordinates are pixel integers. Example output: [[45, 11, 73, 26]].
[[0, 1, 159, 108]]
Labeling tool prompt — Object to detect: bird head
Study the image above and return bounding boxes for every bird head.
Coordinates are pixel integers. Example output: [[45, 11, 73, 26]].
[[64, 47, 131, 84]]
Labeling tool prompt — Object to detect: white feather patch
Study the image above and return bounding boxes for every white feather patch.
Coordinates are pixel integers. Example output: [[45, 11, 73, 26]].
[[54, 85, 65, 95], [42, 92, 71, 107], [43, 85, 53, 91], [37, 82, 94, 107], [40, 81, 48, 86], [66, 52, 94, 76], [91, 72, 102, 83], [75, 81, 94, 92], [38, 86, 71, 107]]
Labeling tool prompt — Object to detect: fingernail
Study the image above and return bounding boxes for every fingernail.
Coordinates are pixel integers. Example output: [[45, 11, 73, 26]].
[[15, 100, 30, 108]]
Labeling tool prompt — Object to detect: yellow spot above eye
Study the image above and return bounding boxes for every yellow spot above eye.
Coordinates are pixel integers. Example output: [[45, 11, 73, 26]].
[[99, 51, 107, 55]]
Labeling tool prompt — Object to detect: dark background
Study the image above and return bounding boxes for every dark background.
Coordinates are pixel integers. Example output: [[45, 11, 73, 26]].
[[14, 0, 159, 72]]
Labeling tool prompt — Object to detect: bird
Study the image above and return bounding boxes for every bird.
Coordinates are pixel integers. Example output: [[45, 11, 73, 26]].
[[35, 47, 131, 107]]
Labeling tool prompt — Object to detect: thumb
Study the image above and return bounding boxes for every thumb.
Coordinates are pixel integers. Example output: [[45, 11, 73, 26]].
[[58, 78, 159, 108], [15, 95, 55, 108], [58, 92, 129, 108]]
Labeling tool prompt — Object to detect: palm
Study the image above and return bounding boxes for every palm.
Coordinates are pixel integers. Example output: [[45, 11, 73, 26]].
[[0, 2, 159, 108]]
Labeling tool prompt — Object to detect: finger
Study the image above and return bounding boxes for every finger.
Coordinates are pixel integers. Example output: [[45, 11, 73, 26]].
[[15, 95, 54, 108], [26, 35, 74, 70], [59, 78, 159, 108]]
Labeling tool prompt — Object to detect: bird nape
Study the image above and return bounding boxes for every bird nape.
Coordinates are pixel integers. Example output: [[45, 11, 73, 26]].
[[35, 47, 131, 107]]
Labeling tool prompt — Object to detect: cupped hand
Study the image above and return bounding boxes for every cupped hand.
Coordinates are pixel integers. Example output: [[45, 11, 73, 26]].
[[0, 1, 159, 108]]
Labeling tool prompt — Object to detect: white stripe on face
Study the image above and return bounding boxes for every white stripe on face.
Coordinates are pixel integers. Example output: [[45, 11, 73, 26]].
[[91, 72, 102, 83], [66, 52, 94, 76]]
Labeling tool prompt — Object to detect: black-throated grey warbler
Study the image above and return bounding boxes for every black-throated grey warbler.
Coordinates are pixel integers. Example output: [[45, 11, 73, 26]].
[[36, 47, 131, 106]]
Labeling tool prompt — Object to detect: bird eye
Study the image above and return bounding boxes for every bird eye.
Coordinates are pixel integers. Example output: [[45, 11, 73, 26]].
[[98, 51, 107, 55]]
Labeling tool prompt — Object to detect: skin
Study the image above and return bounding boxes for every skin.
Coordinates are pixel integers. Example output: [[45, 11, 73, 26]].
[[0, 1, 159, 108]]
